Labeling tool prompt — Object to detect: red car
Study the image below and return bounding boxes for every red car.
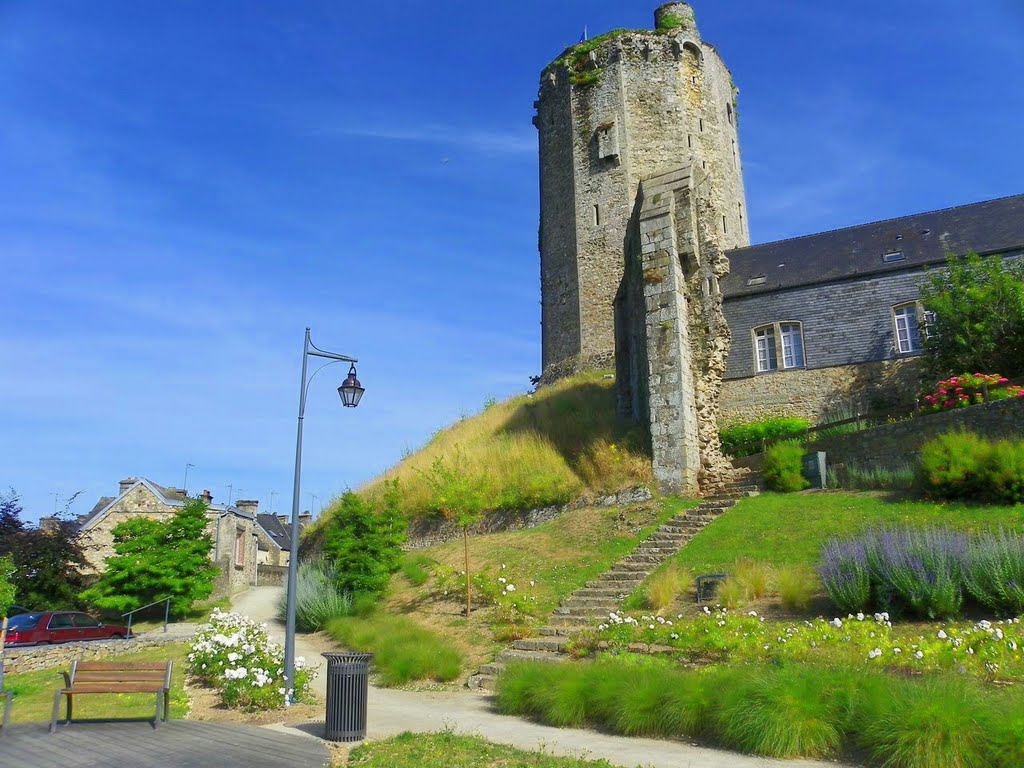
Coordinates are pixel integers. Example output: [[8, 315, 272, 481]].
[[3, 611, 131, 646]]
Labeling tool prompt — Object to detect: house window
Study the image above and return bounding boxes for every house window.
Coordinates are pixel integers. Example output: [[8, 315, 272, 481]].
[[893, 303, 922, 353], [780, 323, 805, 368], [754, 326, 777, 372], [234, 530, 246, 568], [754, 322, 805, 372]]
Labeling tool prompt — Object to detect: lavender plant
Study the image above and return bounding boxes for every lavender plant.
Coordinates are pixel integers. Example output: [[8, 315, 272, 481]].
[[819, 538, 871, 614], [963, 529, 1024, 615], [864, 527, 966, 619]]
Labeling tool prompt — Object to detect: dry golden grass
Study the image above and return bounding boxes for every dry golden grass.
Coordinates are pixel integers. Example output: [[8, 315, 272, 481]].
[[310, 372, 652, 528], [733, 559, 772, 600], [645, 563, 694, 611], [775, 565, 819, 611]]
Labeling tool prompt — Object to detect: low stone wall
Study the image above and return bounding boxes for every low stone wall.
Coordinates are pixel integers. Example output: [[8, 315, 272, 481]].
[[257, 564, 288, 587], [721, 358, 920, 426], [4, 633, 184, 675], [808, 396, 1024, 471], [405, 487, 654, 549]]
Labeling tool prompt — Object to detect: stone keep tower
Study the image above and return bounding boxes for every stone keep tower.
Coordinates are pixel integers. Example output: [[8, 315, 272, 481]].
[[534, 3, 749, 493]]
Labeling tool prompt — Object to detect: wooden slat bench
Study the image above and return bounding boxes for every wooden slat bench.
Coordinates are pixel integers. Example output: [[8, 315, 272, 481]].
[[50, 660, 173, 733]]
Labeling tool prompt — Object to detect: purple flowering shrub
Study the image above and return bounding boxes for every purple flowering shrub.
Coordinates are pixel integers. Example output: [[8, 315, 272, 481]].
[[820, 527, 1024, 619]]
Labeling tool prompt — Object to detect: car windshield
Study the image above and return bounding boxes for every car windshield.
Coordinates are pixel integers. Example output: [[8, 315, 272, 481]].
[[7, 613, 42, 628]]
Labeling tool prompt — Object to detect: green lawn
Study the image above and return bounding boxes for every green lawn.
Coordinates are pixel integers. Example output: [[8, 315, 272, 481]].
[[345, 731, 617, 768], [4, 644, 190, 723], [673, 491, 1024, 573]]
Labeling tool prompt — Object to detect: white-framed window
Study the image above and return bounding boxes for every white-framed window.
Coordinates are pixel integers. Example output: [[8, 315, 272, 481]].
[[893, 303, 922, 353], [753, 322, 805, 372], [780, 323, 805, 368], [754, 326, 777, 372]]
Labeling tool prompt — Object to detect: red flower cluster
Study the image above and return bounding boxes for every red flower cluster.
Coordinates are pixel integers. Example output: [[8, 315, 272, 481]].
[[920, 373, 1023, 413]]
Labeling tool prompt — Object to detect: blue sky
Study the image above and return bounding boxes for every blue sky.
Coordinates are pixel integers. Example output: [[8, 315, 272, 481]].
[[2, 1, 1022, 522]]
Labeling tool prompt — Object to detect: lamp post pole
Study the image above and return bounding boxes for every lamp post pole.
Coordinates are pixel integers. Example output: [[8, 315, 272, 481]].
[[284, 327, 364, 703]]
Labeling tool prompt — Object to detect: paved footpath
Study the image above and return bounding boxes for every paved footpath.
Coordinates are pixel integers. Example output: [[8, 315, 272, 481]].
[[231, 587, 851, 768]]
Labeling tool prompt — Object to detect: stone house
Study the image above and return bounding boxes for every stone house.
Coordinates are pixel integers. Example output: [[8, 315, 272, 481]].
[[78, 478, 258, 596], [253, 511, 313, 567]]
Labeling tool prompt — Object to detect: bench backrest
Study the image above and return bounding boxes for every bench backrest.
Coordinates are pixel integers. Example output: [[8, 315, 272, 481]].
[[68, 660, 172, 689]]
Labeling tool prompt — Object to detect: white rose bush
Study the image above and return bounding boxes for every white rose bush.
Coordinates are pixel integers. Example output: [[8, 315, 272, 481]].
[[188, 608, 315, 709]]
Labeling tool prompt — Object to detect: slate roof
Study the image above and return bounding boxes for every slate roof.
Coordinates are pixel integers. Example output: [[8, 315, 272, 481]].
[[79, 478, 255, 532], [721, 193, 1024, 299], [256, 514, 292, 552]]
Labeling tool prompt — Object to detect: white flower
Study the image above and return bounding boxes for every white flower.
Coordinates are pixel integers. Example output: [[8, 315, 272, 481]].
[[498, 577, 507, 584], [915, 651, 924, 659], [227, 652, 240, 663], [831, 618, 843, 628], [530, 580, 535, 587], [868, 648, 882, 659], [505, 584, 516, 592], [893, 647, 901, 654], [856, 613, 865, 621], [937, 630, 948, 639]]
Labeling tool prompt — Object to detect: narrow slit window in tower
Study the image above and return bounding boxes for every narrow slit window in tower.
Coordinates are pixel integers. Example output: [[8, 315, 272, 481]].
[[722, 215, 728, 234], [727, 103, 733, 125], [699, 118, 704, 132], [687, 134, 692, 149], [732, 140, 737, 168], [593, 204, 601, 226], [738, 203, 744, 231]]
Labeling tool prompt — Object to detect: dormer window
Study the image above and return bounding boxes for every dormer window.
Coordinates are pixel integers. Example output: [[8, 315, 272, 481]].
[[746, 274, 766, 286], [882, 250, 906, 264]]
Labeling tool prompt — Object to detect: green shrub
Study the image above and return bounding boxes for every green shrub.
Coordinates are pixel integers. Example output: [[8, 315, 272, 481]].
[[919, 431, 990, 500], [326, 613, 462, 686], [919, 432, 1024, 504], [275, 559, 353, 631], [763, 441, 810, 492], [323, 483, 406, 599], [719, 417, 809, 458]]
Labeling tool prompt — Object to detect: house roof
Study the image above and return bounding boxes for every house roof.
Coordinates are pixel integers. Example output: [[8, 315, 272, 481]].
[[721, 193, 1024, 299], [79, 478, 255, 533], [256, 514, 292, 552]]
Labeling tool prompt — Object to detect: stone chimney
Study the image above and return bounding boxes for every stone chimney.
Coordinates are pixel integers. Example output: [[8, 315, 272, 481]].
[[200, 489, 214, 505], [278, 514, 288, 525], [118, 477, 137, 496], [298, 511, 313, 528], [236, 499, 259, 515]]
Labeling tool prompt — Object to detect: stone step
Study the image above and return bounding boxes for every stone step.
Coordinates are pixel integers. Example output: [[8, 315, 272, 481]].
[[539, 626, 577, 636], [478, 663, 505, 676], [496, 648, 567, 665], [610, 561, 654, 573], [466, 673, 498, 691], [513, 637, 569, 653], [622, 552, 673, 564], [548, 614, 594, 627], [574, 587, 630, 598], [586, 577, 644, 589], [555, 604, 614, 617], [561, 599, 620, 612], [603, 567, 652, 578]]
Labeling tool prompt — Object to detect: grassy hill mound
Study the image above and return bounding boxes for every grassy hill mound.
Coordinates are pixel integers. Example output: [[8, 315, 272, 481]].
[[344, 371, 652, 522]]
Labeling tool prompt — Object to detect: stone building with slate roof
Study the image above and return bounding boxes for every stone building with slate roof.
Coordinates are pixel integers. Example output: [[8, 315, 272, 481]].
[[78, 478, 259, 596], [537, 3, 1023, 495], [254, 511, 313, 567]]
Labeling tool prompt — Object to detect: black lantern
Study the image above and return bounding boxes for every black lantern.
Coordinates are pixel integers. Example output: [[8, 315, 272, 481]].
[[338, 364, 364, 408]]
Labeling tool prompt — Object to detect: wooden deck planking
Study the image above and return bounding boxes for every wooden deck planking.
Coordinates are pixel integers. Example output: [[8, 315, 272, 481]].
[[0, 721, 330, 767]]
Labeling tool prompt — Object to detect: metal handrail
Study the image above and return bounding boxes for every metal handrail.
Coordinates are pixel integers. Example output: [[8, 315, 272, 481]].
[[121, 597, 172, 636]]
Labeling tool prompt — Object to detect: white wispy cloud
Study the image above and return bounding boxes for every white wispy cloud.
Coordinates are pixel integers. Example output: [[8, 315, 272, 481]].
[[306, 121, 535, 156]]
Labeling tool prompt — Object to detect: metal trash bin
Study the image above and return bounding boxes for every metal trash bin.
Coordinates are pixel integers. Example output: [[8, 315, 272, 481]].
[[322, 652, 373, 742]]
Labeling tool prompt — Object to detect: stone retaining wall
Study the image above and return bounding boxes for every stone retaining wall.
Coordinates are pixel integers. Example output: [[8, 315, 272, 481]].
[[4, 633, 184, 675], [404, 488, 653, 549], [808, 397, 1024, 471], [257, 564, 288, 587]]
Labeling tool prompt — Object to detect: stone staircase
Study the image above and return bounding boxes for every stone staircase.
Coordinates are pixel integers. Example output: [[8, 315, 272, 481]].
[[467, 475, 762, 691]]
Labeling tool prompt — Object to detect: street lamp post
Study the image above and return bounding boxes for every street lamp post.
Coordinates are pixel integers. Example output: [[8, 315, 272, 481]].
[[284, 327, 364, 703]]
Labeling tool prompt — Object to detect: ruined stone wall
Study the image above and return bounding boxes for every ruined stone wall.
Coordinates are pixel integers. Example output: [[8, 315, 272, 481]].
[[4, 634, 182, 675], [537, 2, 747, 381]]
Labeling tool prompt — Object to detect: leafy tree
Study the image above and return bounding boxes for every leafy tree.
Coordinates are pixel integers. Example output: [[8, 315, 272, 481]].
[[920, 252, 1024, 379], [420, 448, 487, 617], [0, 556, 15, 618], [323, 480, 406, 599], [0, 491, 88, 609], [81, 498, 217, 615]]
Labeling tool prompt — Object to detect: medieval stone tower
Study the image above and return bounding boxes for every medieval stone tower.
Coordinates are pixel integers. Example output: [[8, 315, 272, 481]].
[[534, 3, 750, 493]]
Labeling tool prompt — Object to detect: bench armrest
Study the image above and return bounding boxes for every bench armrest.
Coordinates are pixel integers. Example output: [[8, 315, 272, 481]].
[[60, 670, 71, 689]]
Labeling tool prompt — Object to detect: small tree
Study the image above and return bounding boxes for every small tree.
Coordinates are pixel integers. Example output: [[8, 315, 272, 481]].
[[323, 480, 406, 599], [0, 491, 88, 609], [81, 498, 217, 615], [421, 449, 487, 617], [920, 252, 1024, 380]]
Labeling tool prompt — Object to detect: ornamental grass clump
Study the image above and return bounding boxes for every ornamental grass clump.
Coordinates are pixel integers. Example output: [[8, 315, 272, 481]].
[[775, 565, 818, 611], [962, 529, 1024, 615], [188, 608, 314, 709], [276, 558, 354, 632], [644, 563, 693, 610]]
